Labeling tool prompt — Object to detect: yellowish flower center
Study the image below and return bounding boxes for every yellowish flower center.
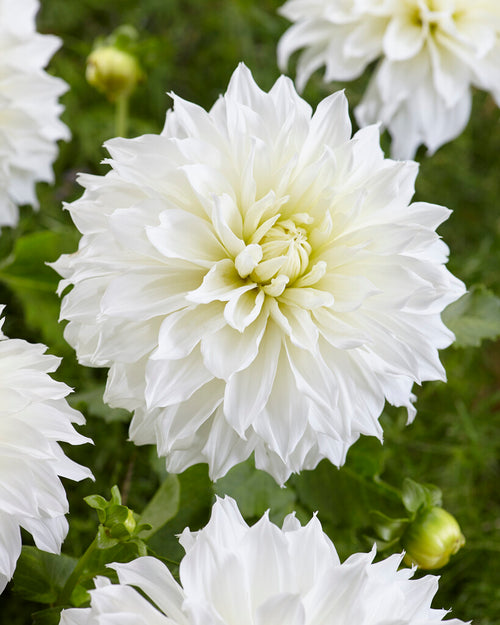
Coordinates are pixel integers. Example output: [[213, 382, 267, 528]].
[[258, 219, 311, 283], [235, 213, 313, 296], [407, 0, 453, 30]]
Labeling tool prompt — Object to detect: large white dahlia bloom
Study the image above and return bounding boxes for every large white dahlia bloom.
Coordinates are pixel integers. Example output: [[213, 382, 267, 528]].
[[278, 0, 500, 159], [0, 307, 92, 593], [53, 63, 464, 485], [60, 496, 467, 625], [0, 0, 70, 230]]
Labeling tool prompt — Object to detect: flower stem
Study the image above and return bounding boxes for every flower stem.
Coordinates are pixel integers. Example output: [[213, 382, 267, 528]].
[[373, 474, 402, 500], [341, 465, 402, 501], [59, 535, 99, 606], [115, 94, 129, 138]]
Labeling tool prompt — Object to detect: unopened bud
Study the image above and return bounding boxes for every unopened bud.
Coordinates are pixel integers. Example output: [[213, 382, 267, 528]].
[[123, 507, 137, 534], [86, 46, 141, 101], [402, 506, 465, 569]]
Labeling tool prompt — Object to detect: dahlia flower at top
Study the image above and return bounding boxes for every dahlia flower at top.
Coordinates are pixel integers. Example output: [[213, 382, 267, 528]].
[[278, 0, 500, 159], [54, 63, 464, 485], [59, 497, 467, 625], [0, 307, 92, 593], [0, 0, 70, 230]]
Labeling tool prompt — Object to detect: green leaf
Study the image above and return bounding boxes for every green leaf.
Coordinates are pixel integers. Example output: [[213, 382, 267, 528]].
[[32, 607, 64, 625], [71, 584, 91, 607], [69, 386, 130, 423], [344, 435, 386, 479], [12, 547, 77, 604], [0, 229, 79, 351], [214, 459, 296, 523], [290, 460, 401, 559], [443, 285, 500, 348], [147, 465, 213, 566], [82, 540, 144, 581], [139, 473, 180, 539]]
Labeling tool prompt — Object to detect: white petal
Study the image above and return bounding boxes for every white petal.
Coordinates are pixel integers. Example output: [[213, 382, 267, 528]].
[[383, 15, 425, 61], [145, 348, 213, 408], [147, 209, 226, 267], [154, 303, 226, 360], [256, 593, 305, 625], [201, 310, 268, 380], [223, 323, 281, 436], [111, 557, 187, 623], [0, 513, 21, 591], [188, 259, 255, 304]]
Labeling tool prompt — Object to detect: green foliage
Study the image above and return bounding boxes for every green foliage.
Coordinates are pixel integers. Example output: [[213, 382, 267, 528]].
[[69, 385, 130, 423], [32, 607, 67, 625], [443, 285, 500, 347], [139, 474, 181, 539], [1, 0, 499, 623], [12, 548, 77, 604], [147, 464, 213, 568], [214, 459, 297, 523], [0, 230, 78, 352]]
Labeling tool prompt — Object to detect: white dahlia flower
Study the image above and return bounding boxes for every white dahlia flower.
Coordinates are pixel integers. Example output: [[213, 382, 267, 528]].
[[53, 63, 464, 485], [0, 307, 92, 593], [278, 0, 500, 158], [60, 496, 467, 625], [0, 0, 70, 230]]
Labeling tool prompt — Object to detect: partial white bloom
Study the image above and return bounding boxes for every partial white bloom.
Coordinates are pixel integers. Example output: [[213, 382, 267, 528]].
[[0, 0, 70, 230], [59, 496, 467, 625], [53, 63, 464, 485], [278, 0, 500, 158], [0, 307, 92, 593]]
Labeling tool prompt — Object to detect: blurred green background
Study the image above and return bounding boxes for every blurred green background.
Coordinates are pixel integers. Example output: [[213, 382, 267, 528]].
[[1, 0, 499, 623]]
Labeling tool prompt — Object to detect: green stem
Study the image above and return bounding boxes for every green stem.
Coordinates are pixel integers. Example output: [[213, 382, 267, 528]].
[[115, 94, 129, 137], [341, 465, 402, 502], [59, 535, 99, 606], [372, 474, 402, 500]]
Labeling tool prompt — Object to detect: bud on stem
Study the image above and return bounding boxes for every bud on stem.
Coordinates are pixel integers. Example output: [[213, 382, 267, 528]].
[[86, 46, 142, 102], [401, 506, 465, 570]]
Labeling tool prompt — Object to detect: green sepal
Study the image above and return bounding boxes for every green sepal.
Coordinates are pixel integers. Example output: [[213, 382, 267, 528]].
[[95, 525, 119, 550], [401, 478, 442, 515], [370, 510, 410, 542]]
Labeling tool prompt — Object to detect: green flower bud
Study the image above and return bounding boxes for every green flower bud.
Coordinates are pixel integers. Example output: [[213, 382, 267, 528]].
[[86, 46, 142, 101], [123, 506, 137, 534], [401, 506, 465, 570]]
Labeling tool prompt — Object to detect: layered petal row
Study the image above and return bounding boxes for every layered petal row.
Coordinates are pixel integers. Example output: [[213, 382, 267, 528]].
[[54, 63, 464, 484]]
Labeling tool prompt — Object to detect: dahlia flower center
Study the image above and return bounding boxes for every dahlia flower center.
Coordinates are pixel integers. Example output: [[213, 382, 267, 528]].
[[406, 0, 447, 29], [234, 213, 314, 296], [258, 218, 311, 281]]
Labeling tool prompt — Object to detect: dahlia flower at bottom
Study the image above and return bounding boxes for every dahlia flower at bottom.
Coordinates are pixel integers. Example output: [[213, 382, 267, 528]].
[[60, 497, 467, 625]]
